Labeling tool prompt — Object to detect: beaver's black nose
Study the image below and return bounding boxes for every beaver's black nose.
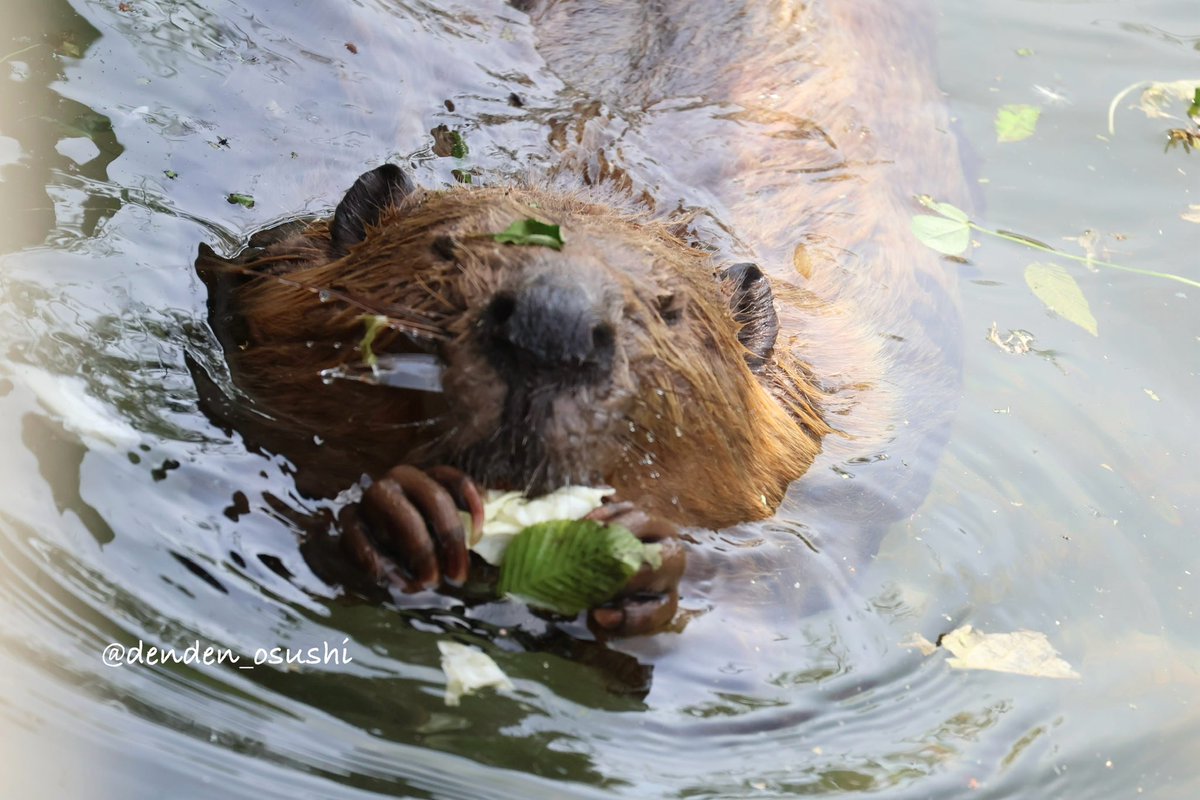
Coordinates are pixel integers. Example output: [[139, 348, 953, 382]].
[[481, 273, 615, 380]]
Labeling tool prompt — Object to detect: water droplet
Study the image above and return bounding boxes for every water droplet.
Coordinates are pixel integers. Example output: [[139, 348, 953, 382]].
[[317, 290, 331, 302]]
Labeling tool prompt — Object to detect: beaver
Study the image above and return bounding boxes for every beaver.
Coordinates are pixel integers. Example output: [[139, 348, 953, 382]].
[[195, 0, 965, 635], [196, 166, 831, 633]]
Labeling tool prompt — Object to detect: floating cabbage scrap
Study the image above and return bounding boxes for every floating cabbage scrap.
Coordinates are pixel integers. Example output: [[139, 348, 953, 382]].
[[226, 192, 255, 209], [903, 625, 1080, 680], [492, 219, 565, 250], [438, 641, 514, 706]]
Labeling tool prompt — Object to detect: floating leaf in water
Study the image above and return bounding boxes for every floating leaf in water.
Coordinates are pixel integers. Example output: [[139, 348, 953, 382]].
[[1015, 47, 1035, 57], [163, 169, 178, 180], [357, 314, 388, 370], [995, 104, 1041, 143], [986, 323, 1036, 355], [493, 219, 565, 250], [1137, 80, 1199, 121], [1024, 262, 1098, 336], [911, 214, 970, 256], [438, 641, 514, 706], [431, 125, 469, 159], [497, 520, 650, 616], [226, 192, 255, 209], [1108, 78, 1200, 134], [917, 195, 970, 222]]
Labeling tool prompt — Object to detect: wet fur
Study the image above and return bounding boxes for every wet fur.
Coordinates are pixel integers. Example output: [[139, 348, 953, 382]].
[[200, 186, 831, 527]]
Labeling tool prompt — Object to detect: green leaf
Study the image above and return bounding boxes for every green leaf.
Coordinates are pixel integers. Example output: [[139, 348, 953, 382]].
[[358, 314, 388, 369], [163, 169, 178, 180], [226, 192, 255, 209], [917, 195, 970, 222], [1015, 48, 1035, 57], [492, 219, 565, 250], [497, 520, 648, 616], [1024, 263, 1098, 336], [1188, 88, 1200, 120], [448, 130, 469, 159], [995, 104, 1041, 143], [911, 214, 970, 256]]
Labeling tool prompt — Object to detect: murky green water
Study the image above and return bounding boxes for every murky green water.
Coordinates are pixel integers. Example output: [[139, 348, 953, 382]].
[[1, 1, 1197, 798]]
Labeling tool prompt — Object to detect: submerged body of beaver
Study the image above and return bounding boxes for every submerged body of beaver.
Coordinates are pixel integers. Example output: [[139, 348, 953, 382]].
[[196, 0, 965, 634]]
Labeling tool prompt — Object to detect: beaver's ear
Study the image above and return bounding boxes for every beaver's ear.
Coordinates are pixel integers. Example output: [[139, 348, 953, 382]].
[[331, 164, 414, 255], [722, 262, 778, 372]]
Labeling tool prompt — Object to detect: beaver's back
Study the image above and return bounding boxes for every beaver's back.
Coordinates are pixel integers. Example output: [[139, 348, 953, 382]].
[[532, 0, 966, 526]]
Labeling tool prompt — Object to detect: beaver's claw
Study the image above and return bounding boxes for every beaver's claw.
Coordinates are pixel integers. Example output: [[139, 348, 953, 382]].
[[339, 465, 484, 591], [584, 502, 686, 636]]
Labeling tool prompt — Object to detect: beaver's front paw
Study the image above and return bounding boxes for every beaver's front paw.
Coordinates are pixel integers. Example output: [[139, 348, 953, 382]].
[[338, 465, 485, 591], [584, 502, 686, 636]]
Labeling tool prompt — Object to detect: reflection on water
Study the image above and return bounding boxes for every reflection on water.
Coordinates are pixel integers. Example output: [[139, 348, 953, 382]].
[[2, 0, 1199, 797]]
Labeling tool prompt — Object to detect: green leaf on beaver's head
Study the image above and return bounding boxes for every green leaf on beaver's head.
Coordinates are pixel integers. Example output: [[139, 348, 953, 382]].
[[497, 520, 648, 616], [492, 219, 565, 250], [357, 314, 389, 370]]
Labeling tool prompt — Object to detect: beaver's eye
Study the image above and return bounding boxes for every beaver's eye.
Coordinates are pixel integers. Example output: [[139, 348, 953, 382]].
[[655, 293, 685, 326], [431, 235, 458, 261]]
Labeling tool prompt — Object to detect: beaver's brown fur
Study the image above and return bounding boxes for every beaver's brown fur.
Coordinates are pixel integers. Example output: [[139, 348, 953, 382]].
[[200, 183, 831, 529]]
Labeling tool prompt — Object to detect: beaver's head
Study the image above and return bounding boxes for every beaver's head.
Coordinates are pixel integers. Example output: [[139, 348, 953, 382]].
[[228, 165, 829, 527]]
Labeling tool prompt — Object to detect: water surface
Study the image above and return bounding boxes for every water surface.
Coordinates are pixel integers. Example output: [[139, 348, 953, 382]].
[[1, 0, 1198, 798]]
